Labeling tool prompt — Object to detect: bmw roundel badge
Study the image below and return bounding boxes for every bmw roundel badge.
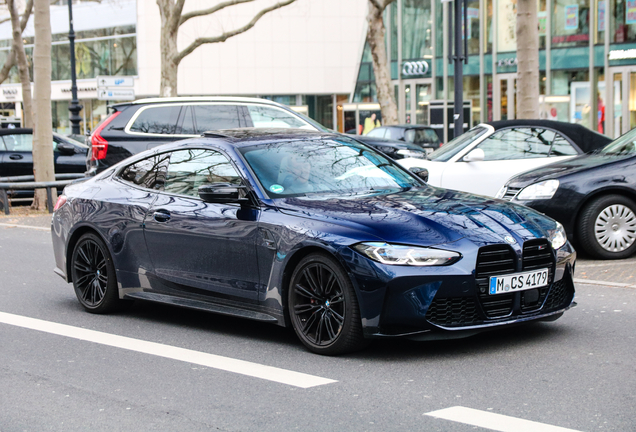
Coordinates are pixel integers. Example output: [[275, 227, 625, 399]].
[[504, 235, 516, 244]]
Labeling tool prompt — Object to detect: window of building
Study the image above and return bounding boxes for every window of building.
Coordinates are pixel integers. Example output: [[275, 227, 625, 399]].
[[485, 0, 493, 52], [402, 0, 433, 60], [610, 0, 636, 43], [497, 0, 517, 52], [466, 0, 480, 55], [552, 0, 590, 47]]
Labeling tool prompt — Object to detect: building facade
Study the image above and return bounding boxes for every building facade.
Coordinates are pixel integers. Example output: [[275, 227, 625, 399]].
[[1, 0, 636, 141]]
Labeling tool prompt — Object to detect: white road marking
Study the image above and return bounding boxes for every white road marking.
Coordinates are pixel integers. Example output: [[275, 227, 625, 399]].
[[0, 311, 336, 389], [425, 406, 582, 432], [574, 278, 636, 289], [0, 222, 50, 231]]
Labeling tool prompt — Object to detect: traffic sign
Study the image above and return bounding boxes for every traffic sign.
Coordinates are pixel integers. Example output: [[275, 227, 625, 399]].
[[96, 76, 134, 88], [98, 88, 135, 101]]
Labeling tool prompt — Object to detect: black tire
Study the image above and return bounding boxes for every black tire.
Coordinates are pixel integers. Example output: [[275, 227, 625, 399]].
[[71, 233, 121, 313], [288, 253, 369, 355], [578, 194, 636, 259]]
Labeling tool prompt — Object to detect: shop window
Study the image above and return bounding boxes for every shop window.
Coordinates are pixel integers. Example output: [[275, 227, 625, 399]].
[[497, 0, 517, 52], [485, 0, 493, 52], [610, 0, 636, 43], [466, 0, 480, 55], [552, 0, 590, 47]]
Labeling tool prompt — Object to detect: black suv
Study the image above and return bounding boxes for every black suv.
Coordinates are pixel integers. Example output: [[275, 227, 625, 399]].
[[87, 97, 427, 174]]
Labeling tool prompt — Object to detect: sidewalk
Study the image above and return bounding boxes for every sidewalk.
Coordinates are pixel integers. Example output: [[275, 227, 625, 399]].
[[0, 212, 52, 229]]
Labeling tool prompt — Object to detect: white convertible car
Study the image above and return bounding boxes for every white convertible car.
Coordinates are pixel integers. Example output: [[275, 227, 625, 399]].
[[399, 120, 611, 197]]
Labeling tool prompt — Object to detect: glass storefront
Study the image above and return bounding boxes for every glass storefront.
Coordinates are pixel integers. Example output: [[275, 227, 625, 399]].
[[350, 0, 636, 138]]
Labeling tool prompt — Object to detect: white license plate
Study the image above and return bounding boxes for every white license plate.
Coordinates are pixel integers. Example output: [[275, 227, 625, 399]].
[[489, 268, 549, 295]]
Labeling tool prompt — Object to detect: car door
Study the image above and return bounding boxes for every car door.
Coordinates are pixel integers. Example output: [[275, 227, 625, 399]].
[[440, 127, 557, 196], [0, 133, 34, 177], [143, 148, 261, 302], [52, 136, 89, 174]]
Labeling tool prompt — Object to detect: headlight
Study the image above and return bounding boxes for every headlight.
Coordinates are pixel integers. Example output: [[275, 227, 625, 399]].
[[516, 179, 559, 200], [549, 222, 567, 250], [352, 242, 461, 266], [397, 149, 426, 159]]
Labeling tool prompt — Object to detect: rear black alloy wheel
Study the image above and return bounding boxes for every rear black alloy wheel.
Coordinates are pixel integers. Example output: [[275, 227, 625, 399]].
[[71, 233, 120, 313], [288, 253, 367, 355], [578, 194, 636, 259]]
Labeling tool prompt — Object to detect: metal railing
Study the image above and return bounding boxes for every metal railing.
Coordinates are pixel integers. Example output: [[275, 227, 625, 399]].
[[0, 173, 86, 215]]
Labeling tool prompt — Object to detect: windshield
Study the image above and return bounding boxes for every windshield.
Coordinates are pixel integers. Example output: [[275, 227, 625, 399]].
[[405, 128, 440, 145], [600, 128, 636, 156], [240, 138, 421, 197], [428, 126, 488, 161]]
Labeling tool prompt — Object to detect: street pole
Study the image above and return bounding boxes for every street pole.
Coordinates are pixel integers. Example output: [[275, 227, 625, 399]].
[[67, 0, 82, 135], [447, 0, 467, 139]]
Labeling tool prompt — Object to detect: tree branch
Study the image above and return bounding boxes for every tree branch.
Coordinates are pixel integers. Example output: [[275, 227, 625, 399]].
[[175, 0, 296, 64], [179, 0, 255, 27], [0, 0, 34, 84]]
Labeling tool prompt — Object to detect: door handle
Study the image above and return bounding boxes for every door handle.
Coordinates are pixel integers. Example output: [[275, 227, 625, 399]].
[[153, 211, 171, 223], [9, 154, 23, 160]]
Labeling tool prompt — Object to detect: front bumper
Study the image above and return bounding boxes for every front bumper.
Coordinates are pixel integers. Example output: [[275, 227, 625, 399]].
[[341, 239, 576, 339]]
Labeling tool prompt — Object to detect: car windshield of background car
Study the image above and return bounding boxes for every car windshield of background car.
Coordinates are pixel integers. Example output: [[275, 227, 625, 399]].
[[57, 134, 88, 148], [405, 128, 440, 145], [240, 138, 421, 197], [600, 128, 636, 156], [428, 126, 488, 161]]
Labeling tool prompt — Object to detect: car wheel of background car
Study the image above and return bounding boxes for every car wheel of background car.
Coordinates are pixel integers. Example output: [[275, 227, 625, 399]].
[[578, 194, 636, 259], [288, 253, 368, 355], [71, 233, 122, 313]]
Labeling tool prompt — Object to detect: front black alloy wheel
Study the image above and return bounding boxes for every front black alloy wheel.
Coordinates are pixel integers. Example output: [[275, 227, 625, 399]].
[[71, 233, 121, 313], [288, 253, 368, 355]]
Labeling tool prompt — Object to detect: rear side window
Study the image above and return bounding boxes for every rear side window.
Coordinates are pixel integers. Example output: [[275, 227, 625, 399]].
[[405, 129, 440, 145], [246, 105, 312, 129], [129, 106, 182, 134], [193, 105, 241, 132], [550, 133, 578, 156], [2, 134, 33, 151], [119, 153, 170, 190]]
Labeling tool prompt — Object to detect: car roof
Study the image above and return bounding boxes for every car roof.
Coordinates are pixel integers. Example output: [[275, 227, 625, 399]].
[[487, 119, 612, 153], [112, 96, 288, 109]]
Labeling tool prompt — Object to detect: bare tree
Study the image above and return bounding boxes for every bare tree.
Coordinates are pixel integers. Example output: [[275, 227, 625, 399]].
[[157, 0, 297, 97], [7, 0, 33, 127], [516, 0, 539, 118], [0, 0, 33, 84], [31, 0, 54, 210], [366, 0, 398, 125]]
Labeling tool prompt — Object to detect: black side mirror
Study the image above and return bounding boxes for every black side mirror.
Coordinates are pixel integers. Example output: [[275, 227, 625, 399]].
[[198, 183, 248, 204], [409, 167, 429, 183], [57, 143, 76, 155]]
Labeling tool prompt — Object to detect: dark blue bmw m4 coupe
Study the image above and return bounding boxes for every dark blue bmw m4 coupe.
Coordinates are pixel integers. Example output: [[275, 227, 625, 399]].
[[51, 129, 576, 355]]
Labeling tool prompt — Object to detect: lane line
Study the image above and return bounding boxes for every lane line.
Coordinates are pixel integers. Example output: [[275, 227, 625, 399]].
[[425, 407, 582, 432], [0, 311, 336, 389], [0, 222, 50, 231], [574, 278, 636, 288]]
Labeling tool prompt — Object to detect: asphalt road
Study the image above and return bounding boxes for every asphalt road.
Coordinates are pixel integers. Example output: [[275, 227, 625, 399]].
[[1, 219, 635, 432]]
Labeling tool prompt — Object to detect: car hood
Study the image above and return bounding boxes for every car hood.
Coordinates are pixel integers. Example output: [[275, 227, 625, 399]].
[[273, 187, 557, 248], [507, 152, 635, 187]]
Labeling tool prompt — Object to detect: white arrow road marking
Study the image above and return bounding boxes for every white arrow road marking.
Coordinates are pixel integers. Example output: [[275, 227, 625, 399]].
[[0, 311, 336, 389], [425, 406, 583, 432]]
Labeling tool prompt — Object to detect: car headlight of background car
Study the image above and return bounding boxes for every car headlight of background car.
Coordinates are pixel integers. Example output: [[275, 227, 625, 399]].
[[548, 222, 567, 250], [516, 179, 560, 200], [352, 242, 461, 266]]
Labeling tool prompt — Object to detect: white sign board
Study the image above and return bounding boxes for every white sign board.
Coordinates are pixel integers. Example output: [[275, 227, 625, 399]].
[[98, 88, 135, 101], [96, 76, 135, 88]]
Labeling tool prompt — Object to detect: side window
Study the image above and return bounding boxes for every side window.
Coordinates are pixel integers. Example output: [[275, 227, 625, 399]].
[[0, 137, 7, 151], [164, 149, 242, 198], [475, 128, 552, 161], [177, 106, 196, 135], [246, 105, 311, 129], [550, 133, 578, 156], [193, 105, 241, 132], [129, 106, 182, 134], [366, 128, 386, 138], [2, 134, 33, 152], [119, 154, 170, 190]]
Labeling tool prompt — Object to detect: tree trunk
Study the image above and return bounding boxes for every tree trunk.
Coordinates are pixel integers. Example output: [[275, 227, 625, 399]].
[[367, 0, 398, 125], [157, 0, 180, 97], [516, 0, 539, 119], [31, 0, 55, 210], [8, 0, 33, 128]]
